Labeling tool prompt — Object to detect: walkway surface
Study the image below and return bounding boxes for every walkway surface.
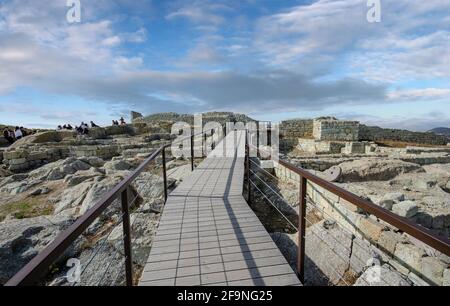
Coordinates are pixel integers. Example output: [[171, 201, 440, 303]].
[[139, 130, 301, 286]]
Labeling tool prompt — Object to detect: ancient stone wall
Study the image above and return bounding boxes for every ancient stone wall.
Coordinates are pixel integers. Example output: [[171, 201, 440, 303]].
[[298, 139, 346, 154], [314, 119, 360, 141], [272, 161, 450, 286], [2, 148, 70, 172], [359, 125, 448, 145], [135, 112, 255, 126], [280, 119, 313, 139]]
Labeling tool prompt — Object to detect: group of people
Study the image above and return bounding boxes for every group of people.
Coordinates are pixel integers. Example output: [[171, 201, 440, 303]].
[[3, 126, 26, 144], [57, 124, 74, 130], [112, 117, 127, 126], [58, 121, 100, 135], [57, 118, 125, 135]]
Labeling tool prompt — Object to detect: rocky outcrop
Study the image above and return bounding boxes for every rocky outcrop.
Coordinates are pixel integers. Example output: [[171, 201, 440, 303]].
[[338, 158, 423, 182], [0, 215, 77, 284]]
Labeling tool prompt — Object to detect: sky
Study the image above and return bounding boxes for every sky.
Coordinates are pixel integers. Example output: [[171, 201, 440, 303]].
[[0, 0, 449, 131]]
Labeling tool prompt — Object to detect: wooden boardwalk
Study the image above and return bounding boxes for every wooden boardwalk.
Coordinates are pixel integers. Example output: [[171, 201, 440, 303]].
[[139, 130, 300, 286]]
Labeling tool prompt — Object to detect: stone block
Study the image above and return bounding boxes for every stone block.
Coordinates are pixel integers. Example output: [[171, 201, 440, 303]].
[[378, 230, 401, 256], [421, 256, 446, 286], [394, 243, 425, 274], [357, 217, 386, 242], [392, 201, 418, 218], [443, 269, 450, 286]]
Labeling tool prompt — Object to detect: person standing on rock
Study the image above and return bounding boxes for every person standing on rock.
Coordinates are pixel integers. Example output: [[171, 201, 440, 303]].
[[119, 117, 126, 125], [3, 129, 14, 144], [14, 126, 23, 140], [90, 121, 99, 128]]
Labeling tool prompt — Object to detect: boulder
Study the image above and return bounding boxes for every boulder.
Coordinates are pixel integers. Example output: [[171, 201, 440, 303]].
[[378, 192, 405, 210], [30, 187, 50, 196], [354, 264, 411, 286], [79, 156, 105, 168], [64, 167, 105, 187], [392, 201, 419, 218], [414, 179, 438, 190], [104, 160, 133, 172]]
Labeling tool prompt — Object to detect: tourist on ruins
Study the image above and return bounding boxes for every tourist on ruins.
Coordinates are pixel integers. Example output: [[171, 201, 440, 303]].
[[90, 121, 99, 128], [14, 126, 23, 140], [80, 122, 89, 135], [66, 124, 73, 130], [3, 129, 14, 144], [119, 117, 126, 125], [57, 125, 63, 130]]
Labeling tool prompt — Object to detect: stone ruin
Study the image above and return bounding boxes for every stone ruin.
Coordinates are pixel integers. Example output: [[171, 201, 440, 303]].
[[280, 117, 449, 155]]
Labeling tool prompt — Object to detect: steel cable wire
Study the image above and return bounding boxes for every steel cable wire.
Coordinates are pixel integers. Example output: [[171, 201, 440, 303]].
[[249, 174, 382, 279], [73, 211, 125, 286], [249, 160, 381, 262]]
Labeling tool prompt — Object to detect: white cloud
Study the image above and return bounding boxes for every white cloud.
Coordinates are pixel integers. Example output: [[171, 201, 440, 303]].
[[388, 88, 450, 100]]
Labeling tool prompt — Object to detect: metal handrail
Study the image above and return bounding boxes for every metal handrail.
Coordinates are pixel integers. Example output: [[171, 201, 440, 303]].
[[244, 129, 450, 284], [5, 127, 221, 286]]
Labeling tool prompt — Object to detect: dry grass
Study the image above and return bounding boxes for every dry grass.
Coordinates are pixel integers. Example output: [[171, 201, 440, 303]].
[[375, 140, 448, 148], [0, 198, 54, 222]]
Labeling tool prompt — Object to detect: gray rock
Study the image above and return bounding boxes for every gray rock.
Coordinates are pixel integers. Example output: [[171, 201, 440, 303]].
[[354, 264, 411, 286], [104, 160, 133, 172], [108, 212, 158, 266], [0, 215, 76, 284], [443, 268, 450, 286], [421, 256, 446, 286], [379, 192, 405, 210], [79, 156, 105, 168], [30, 188, 44, 196], [52, 181, 92, 214], [394, 243, 425, 274], [78, 176, 128, 216], [414, 179, 438, 190], [408, 272, 430, 286], [392, 201, 419, 218], [305, 220, 353, 285], [64, 168, 105, 187], [338, 158, 423, 183], [378, 230, 402, 256], [47, 168, 65, 181]]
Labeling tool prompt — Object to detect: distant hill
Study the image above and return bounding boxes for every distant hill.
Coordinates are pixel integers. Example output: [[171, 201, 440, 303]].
[[428, 127, 450, 138]]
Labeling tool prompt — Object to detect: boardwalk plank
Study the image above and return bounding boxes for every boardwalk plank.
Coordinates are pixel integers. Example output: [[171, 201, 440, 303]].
[[139, 131, 301, 286]]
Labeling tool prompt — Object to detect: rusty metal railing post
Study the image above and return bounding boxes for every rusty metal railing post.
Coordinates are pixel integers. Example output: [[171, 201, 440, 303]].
[[256, 121, 260, 158], [162, 148, 168, 203], [191, 134, 194, 171], [211, 129, 215, 150], [121, 188, 133, 286], [298, 177, 307, 284], [203, 133, 207, 157], [246, 131, 251, 203]]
